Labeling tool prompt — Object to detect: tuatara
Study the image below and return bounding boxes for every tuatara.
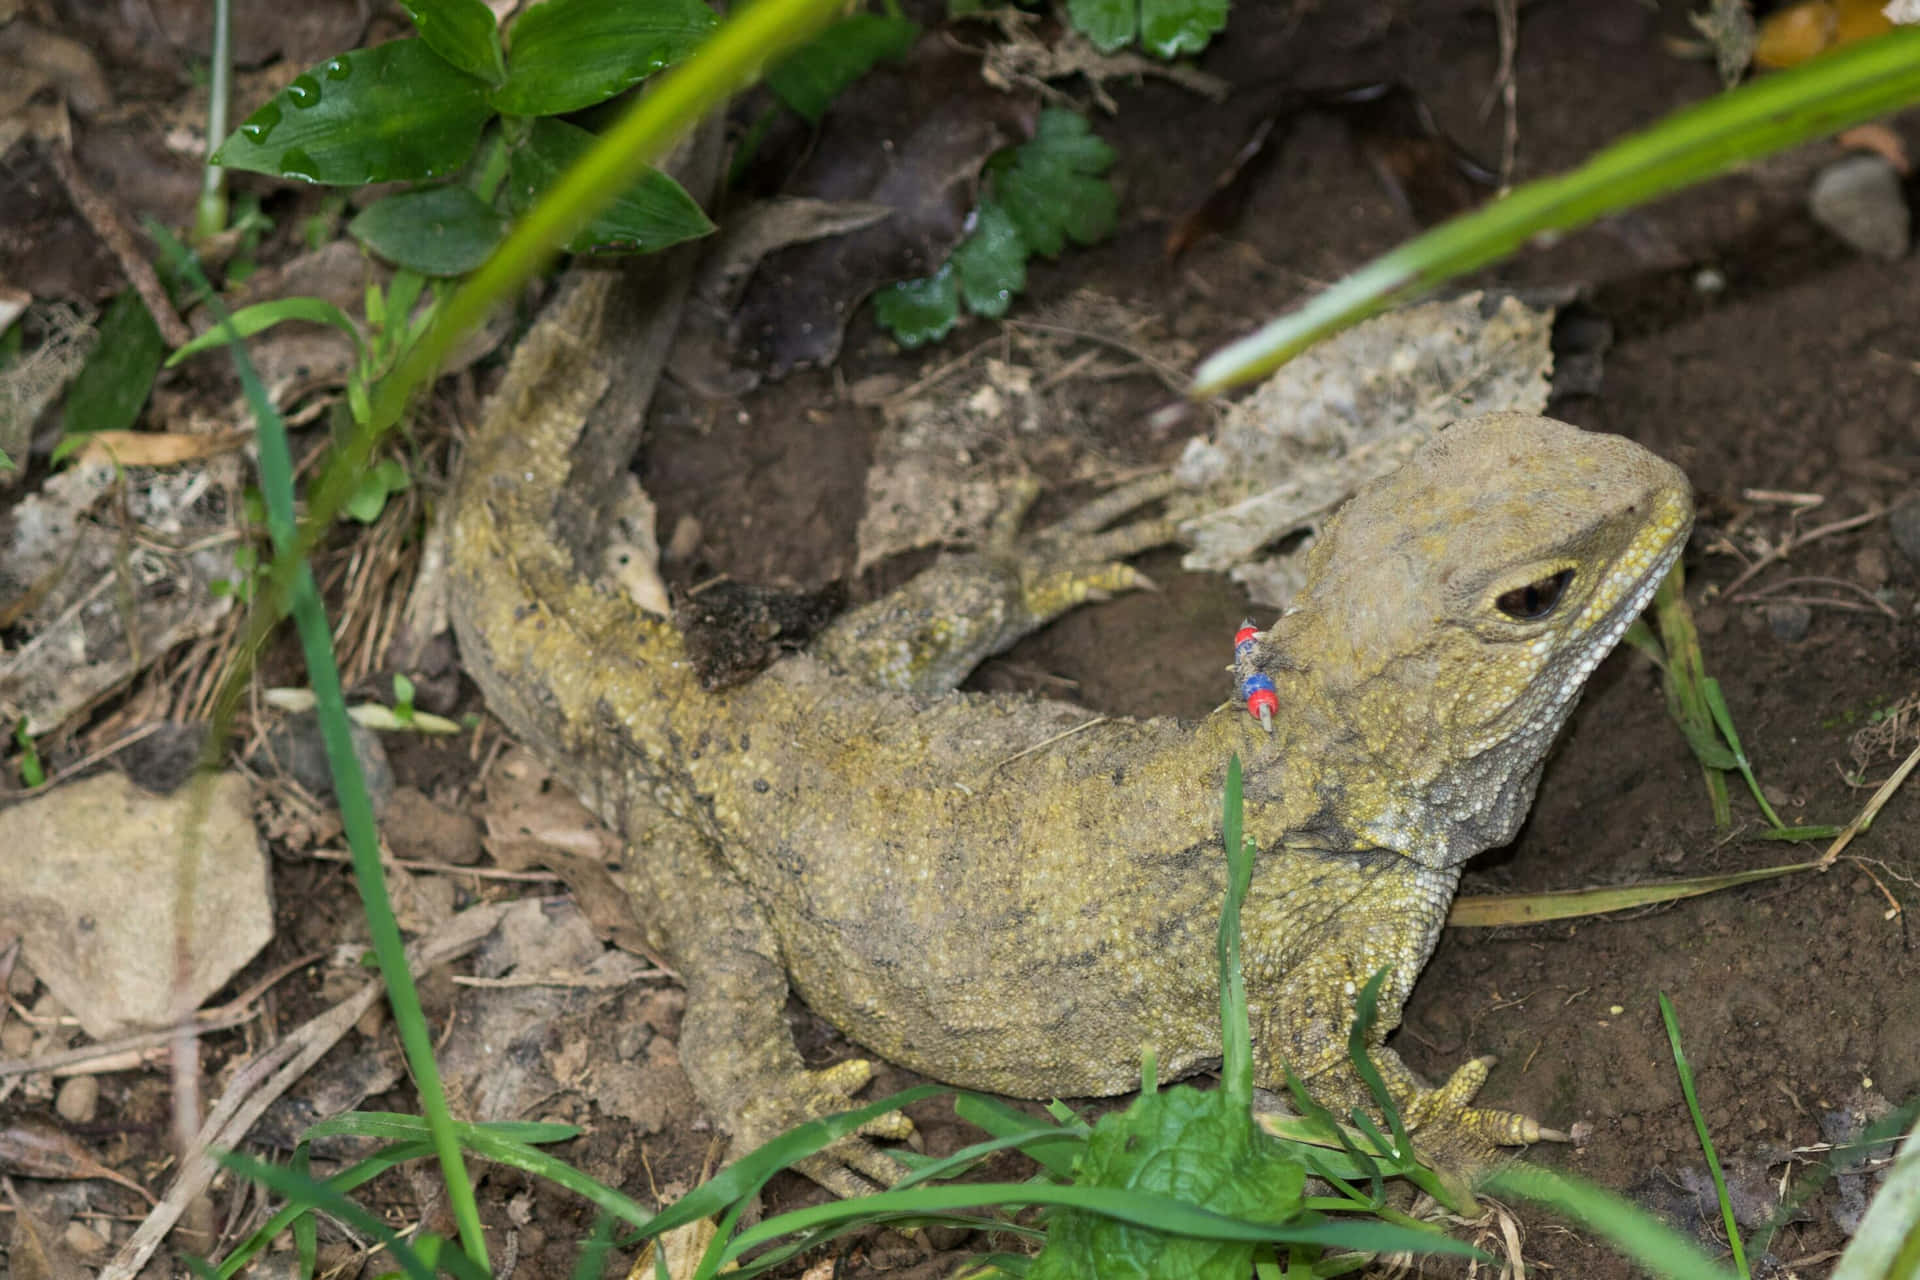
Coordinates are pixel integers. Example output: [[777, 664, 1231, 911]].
[[448, 269, 1693, 1193]]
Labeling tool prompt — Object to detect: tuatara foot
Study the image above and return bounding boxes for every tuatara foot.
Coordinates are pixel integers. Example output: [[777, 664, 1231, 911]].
[[1394, 1056, 1573, 1186], [816, 471, 1182, 694], [732, 1058, 916, 1198]]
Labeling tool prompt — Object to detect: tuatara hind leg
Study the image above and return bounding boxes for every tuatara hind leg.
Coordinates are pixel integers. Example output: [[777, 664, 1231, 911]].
[[618, 815, 913, 1197], [814, 472, 1181, 694]]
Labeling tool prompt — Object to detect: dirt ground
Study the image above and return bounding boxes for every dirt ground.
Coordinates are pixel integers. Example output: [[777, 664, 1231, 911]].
[[5, 1, 1920, 1277]]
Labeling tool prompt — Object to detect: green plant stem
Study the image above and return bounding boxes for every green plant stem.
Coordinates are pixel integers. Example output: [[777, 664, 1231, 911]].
[[195, 0, 231, 241], [1192, 28, 1920, 394], [1660, 993, 1749, 1278], [167, 242, 490, 1269]]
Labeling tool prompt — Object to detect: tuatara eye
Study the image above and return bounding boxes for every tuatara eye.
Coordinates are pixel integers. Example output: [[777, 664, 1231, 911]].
[[1495, 569, 1574, 621]]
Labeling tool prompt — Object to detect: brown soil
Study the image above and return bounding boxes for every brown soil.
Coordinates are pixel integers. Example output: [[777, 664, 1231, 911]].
[[8, 2, 1919, 1278]]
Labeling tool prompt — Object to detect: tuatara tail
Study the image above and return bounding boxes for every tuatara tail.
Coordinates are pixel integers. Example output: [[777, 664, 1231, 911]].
[[447, 267, 706, 823]]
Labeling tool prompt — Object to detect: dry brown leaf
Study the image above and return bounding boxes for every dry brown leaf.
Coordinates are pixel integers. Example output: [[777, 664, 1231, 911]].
[[0, 1115, 155, 1204], [70, 429, 251, 468]]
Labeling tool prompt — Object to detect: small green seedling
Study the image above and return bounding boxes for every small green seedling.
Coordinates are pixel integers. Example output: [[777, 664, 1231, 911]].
[[875, 109, 1119, 347], [13, 717, 44, 788]]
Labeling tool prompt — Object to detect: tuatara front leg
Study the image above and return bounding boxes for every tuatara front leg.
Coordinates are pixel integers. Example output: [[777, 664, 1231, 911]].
[[1243, 846, 1564, 1171], [814, 473, 1179, 693], [620, 814, 914, 1197]]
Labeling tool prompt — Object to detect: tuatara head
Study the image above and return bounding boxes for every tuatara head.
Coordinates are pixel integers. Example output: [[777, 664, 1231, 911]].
[[1258, 412, 1693, 867]]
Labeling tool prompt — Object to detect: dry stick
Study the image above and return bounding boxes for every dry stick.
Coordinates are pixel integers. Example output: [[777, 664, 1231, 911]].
[[1717, 507, 1887, 599], [99, 903, 509, 1280], [1820, 737, 1920, 869], [0, 950, 323, 1079], [47, 144, 191, 348]]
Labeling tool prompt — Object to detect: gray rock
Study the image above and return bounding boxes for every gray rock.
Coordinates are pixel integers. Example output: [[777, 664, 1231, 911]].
[[255, 709, 394, 815], [1809, 154, 1910, 261], [1890, 497, 1920, 565], [1766, 601, 1812, 644]]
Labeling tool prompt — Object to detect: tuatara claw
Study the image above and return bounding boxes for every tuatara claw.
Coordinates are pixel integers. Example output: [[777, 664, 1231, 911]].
[[734, 1058, 914, 1198]]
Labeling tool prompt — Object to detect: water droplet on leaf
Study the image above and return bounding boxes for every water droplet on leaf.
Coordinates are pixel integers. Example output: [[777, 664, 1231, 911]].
[[287, 75, 322, 107], [240, 102, 282, 141]]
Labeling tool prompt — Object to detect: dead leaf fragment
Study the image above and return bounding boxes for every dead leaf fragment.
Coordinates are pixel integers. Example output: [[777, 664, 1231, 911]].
[[69, 429, 251, 468], [1173, 291, 1558, 606], [0, 1114, 155, 1203]]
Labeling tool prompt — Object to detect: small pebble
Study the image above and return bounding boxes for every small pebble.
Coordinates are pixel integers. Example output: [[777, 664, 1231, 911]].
[[1766, 601, 1813, 643], [1890, 497, 1920, 565], [64, 1221, 108, 1257], [56, 1073, 100, 1124], [1809, 154, 1911, 260], [1854, 544, 1890, 590]]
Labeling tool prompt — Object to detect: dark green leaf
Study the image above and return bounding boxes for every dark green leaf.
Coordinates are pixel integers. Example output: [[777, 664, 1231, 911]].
[[350, 186, 508, 276], [506, 118, 714, 252], [1067, 0, 1134, 53], [402, 0, 506, 85], [767, 13, 919, 123], [491, 0, 718, 116], [995, 108, 1117, 257], [952, 199, 1026, 318], [213, 39, 491, 185], [64, 290, 164, 434], [1140, 0, 1228, 59], [872, 264, 959, 347]]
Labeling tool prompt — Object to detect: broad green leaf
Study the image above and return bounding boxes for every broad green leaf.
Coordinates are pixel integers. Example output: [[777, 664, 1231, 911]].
[[64, 290, 164, 434], [491, 0, 718, 116], [506, 118, 714, 252], [1028, 1086, 1309, 1279], [1140, 0, 1228, 59], [1067, 0, 1134, 53], [402, 0, 506, 85], [1193, 25, 1920, 394], [767, 13, 919, 123], [213, 39, 491, 185], [350, 186, 508, 276], [872, 264, 959, 347], [996, 108, 1117, 257], [952, 199, 1026, 318], [344, 458, 410, 524], [166, 297, 364, 367]]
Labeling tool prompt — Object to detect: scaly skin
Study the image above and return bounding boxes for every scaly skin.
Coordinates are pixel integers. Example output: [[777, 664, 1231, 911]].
[[448, 270, 1693, 1193]]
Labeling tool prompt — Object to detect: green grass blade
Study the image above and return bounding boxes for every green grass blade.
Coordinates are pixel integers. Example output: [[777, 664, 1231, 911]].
[[1661, 993, 1749, 1277], [1192, 28, 1920, 394], [165, 296, 365, 367], [215, 1150, 485, 1280], [154, 233, 490, 1270], [719, 1181, 1484, 1267], [213, 1140, 435, 1278], [1489, 1163, 1739, 1280]]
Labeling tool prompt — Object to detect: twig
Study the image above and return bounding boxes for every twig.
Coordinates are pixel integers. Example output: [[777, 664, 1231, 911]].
[[1820, 738, 1920, 869], [48, 142, 191, 348], [989, 715, 1109, 774], [99, 903, 508, 1280], [0, 950, 323, 1079], [1716, 507, 1887, 599]]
